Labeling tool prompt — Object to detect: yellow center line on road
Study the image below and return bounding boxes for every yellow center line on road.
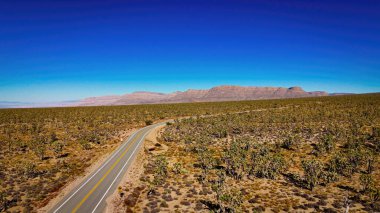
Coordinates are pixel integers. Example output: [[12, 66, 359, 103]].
[[71, 129, 146, 213]]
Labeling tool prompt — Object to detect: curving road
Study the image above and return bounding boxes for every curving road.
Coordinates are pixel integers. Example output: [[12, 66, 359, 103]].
[[50, 122, 165, 213]]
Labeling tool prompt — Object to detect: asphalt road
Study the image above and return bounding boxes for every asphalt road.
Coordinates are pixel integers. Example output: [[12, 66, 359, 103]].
[[50, 122, 164, 213]]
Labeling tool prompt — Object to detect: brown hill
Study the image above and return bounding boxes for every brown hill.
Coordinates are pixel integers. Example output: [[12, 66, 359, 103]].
[[76, 85, 328, 106]]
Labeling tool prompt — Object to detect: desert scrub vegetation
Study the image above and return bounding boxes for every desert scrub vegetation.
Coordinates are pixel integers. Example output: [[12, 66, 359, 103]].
[[0, 100, 290, 212], [118, 94, 380, 212]]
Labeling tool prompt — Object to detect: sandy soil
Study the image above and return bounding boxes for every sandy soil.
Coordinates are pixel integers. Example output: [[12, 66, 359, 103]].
[[105, 110, 282, 212], [38, 128, 138, 213], [110, 108, 375, 212], [39, 110, 272, 213]]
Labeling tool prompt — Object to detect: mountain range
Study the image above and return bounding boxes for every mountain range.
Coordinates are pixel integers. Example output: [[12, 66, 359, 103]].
[[77, 85, 329, 106], [2, 85, 348, 108]]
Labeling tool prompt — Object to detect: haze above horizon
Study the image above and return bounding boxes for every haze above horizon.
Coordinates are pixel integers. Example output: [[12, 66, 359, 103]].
[[1, 0, 379, 102]]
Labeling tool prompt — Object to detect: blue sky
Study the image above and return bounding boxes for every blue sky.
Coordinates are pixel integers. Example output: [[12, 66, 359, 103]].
[[0, 0, 379, 102]]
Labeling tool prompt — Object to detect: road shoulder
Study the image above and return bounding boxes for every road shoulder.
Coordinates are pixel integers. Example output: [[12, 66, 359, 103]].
[[105, 125, 166, 213], [38, 128, 138, 213]]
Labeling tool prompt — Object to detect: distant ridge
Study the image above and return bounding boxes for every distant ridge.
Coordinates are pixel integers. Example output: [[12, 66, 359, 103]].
[[329, 93, 355, 96], [77, 85, 329, 106], [5, 85, 359, 109], [0, 101, 31, 108], [0, 100, 77, 109]]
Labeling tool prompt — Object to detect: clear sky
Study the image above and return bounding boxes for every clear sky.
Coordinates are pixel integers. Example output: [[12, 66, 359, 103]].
[[0, 0, 379, 102]]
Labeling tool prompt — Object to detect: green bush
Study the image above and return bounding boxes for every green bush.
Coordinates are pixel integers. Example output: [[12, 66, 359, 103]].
[[360, 174, 374, 192], [281, 134, 301, 150], [368, 188, 380, 203], [313, 133, 335, 156], [223, 139, 249, 179], [251, 147, 287, 179], [301, 159, 324, 191], [145, 120, 153, 126], [152, 155, 168, 185], [172, 162, 183, 174]]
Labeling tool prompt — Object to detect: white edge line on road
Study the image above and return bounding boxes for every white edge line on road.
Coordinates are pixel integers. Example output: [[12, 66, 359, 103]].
[[90, 126, 157, 213], [53, 129, 141, 213]]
